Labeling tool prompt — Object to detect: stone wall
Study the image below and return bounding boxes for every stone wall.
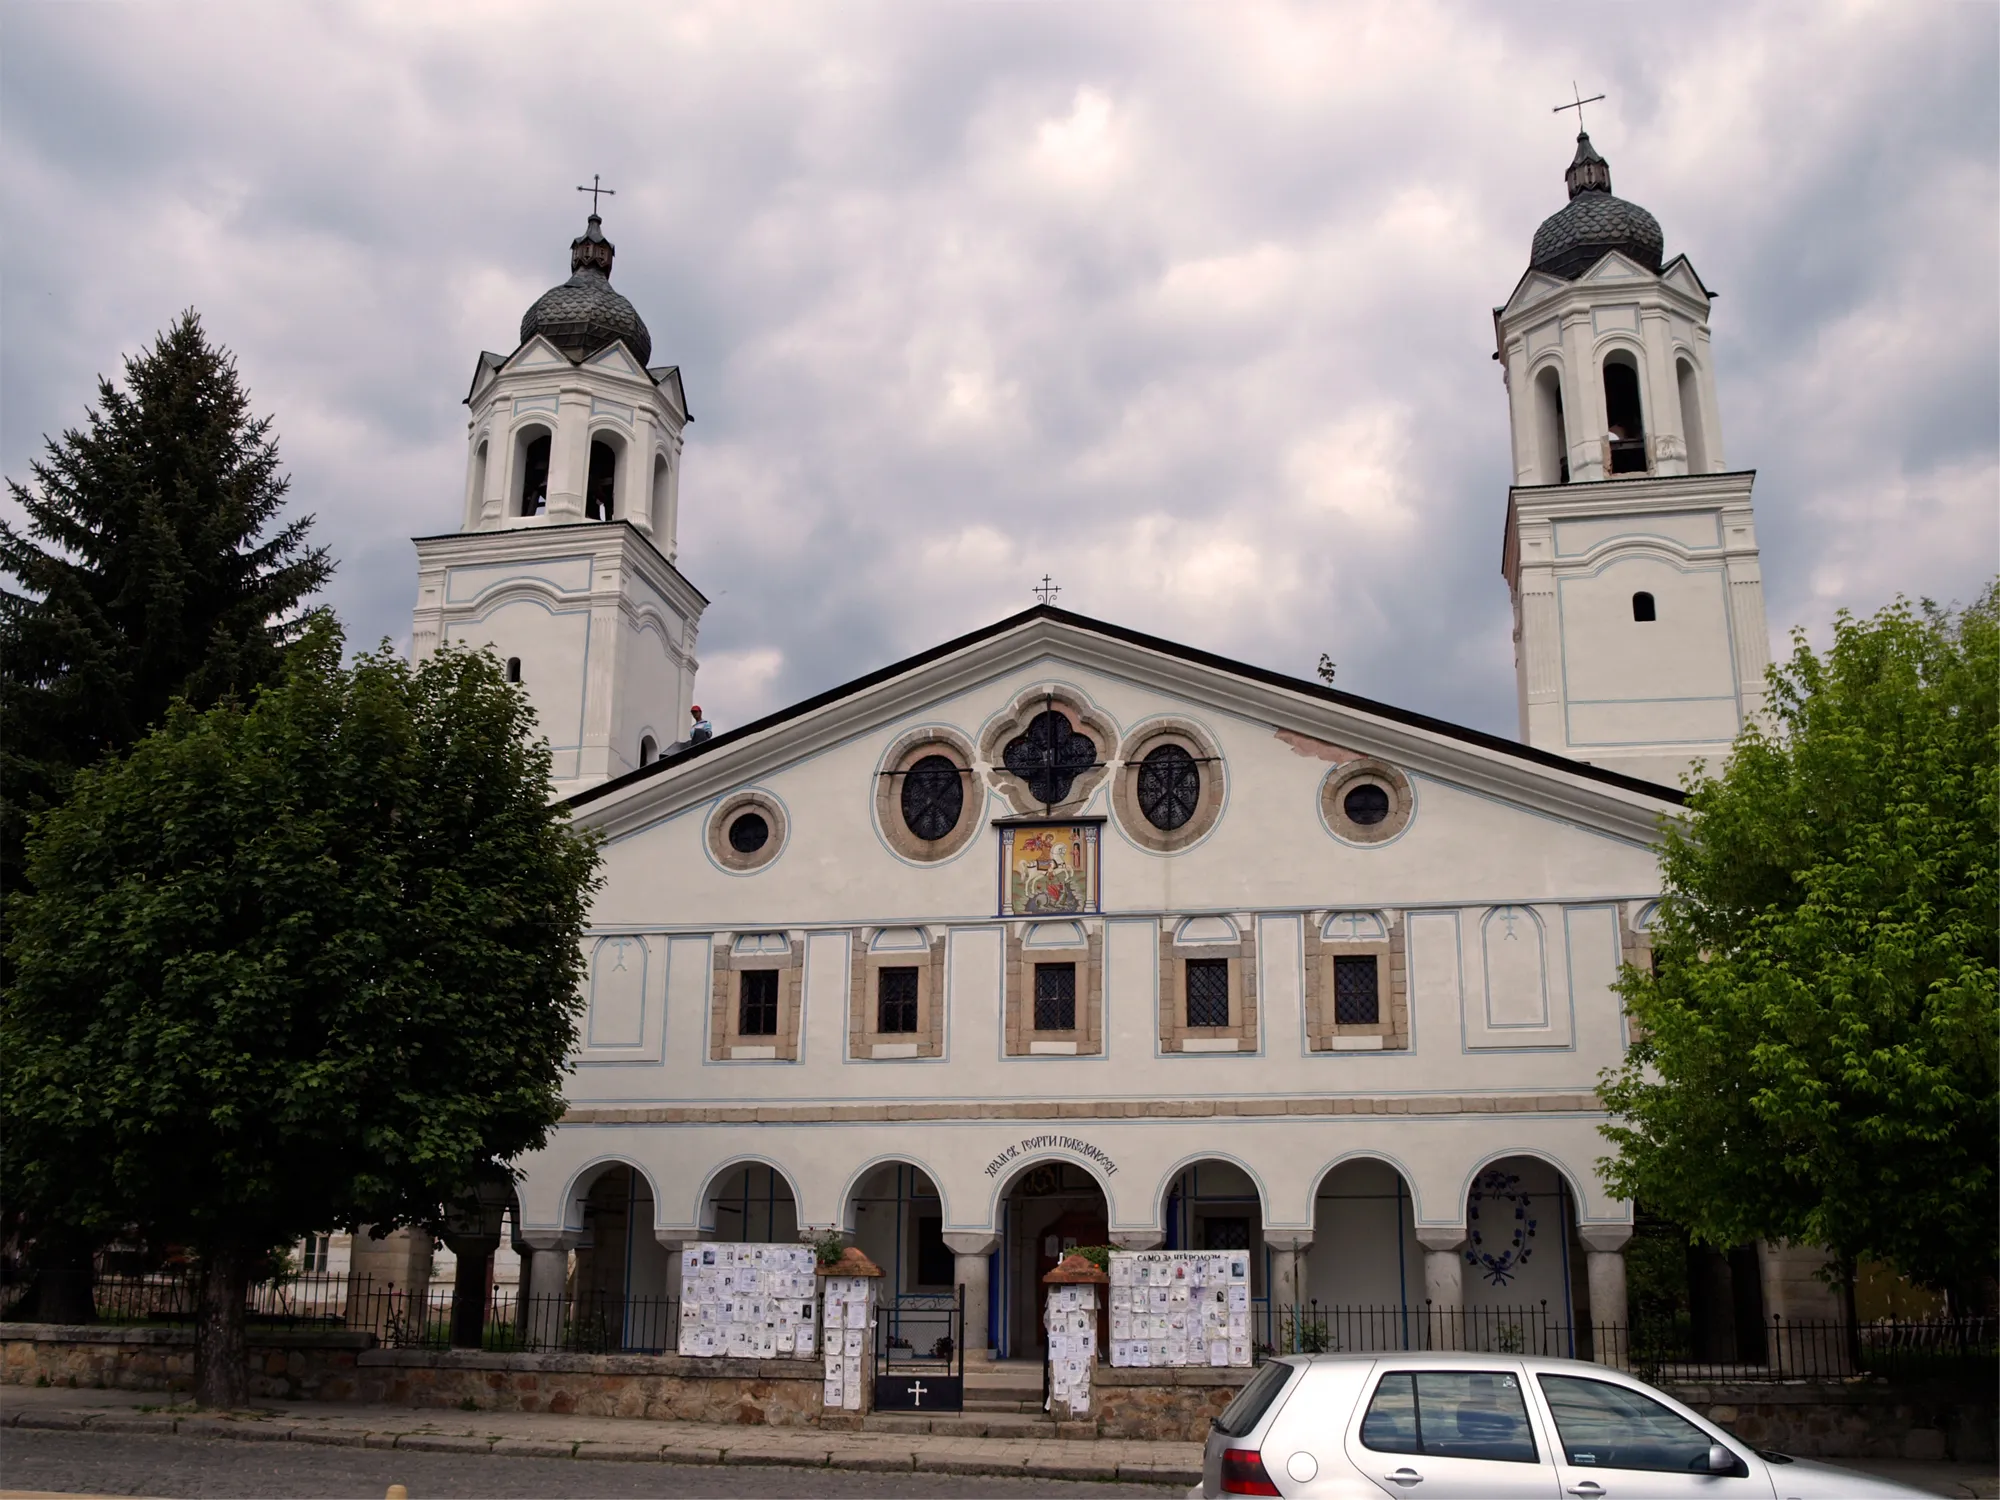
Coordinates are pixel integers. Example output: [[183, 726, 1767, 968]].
[[1670, 1380, 1997, 1465], [0, 1325, 821, 1426], [1093, 1364, 1252, 1441]]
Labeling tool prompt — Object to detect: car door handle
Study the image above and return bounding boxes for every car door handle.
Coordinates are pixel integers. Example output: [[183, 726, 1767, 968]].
[[1383, 1469, 1423, 1487], [1566, 1484, 1604, 1497]]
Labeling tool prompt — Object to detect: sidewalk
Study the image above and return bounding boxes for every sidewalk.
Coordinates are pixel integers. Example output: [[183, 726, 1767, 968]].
[[4, 1385, 1993, 1497], [0, 1385, 1201, 1488]]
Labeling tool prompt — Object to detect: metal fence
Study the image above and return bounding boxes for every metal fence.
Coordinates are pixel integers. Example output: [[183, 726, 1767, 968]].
[[61, 1273, 681, 1356]]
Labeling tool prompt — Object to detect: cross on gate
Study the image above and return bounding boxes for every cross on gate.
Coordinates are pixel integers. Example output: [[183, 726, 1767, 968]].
[[1553, 83, 1606, 133], [576, 173, 617, 215], [908, 1380, 928, 1407]]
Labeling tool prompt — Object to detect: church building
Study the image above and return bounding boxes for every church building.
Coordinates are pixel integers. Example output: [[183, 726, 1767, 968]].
[[408, 134, 1820, 1361]]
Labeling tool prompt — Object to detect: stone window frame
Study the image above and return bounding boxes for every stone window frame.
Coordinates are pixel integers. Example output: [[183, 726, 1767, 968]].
[[874, 728, 982, 864], [1157, 918, 1259, 1053], [1620, 900, 1661, 1043], [1319, 758, 1415, 846], [1003, 924, 1103, 1057], [849, 928, 947, 1061], [1111, 717, 1227, 853], [709, 933, 804, 1061], [706, 790, 788, 874], [979, 686, 1118, 819], [1304, 911, 1407, 1051]]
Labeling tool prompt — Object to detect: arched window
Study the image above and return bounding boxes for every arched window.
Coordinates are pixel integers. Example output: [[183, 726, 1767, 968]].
[[519, 433, 551, 515], [1603, 353, 1647, 474], [651, 453, 671, 533], [1533, 366, 1569, 485], [585, 440, 617, 521], [505, 657, 522, 683], [639, 734, 657, 766], [1632, 592, 1657, 623], [466, 440, 488, 527], [1676, 357, 1709, 474]]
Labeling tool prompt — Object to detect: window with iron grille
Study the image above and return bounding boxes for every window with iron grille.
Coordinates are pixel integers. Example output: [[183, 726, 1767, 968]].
[[877, 966, 919, 1033], [1202, 1217, 1251, 1251], [900, 754, 964, 840], [739, 968, 779, 1035], [1137, 743, 1201, 830], [1034, 962, 1077, 1030], [1185, 957, 1230, 1028], [1333, 954, 1379, 1025], [1003, 709, 1097, 806]]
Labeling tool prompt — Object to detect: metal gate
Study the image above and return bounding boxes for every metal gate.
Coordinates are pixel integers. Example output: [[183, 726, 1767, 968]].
[[874, 1288, 964, 1412]]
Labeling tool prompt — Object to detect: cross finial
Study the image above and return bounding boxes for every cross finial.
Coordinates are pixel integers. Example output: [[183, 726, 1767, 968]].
[[576, 173, 616, 216], [1033, 574, 1060, 606], [1553, 83, 1605, 134]]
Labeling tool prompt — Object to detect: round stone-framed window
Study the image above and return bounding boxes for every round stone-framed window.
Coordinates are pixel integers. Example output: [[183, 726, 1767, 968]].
[[875, 730, 981, 863], [707, 790, 787, 873], [1113, 719, 1225, 853], [1320, 759, 1413, 846]]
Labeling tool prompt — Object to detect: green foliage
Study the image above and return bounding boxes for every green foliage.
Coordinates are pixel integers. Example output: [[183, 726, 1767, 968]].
[[0, 311, 331, 893], [1, 619, 600, 1265], [812, 1230, 848, 1268], [1068, 1244, 1113, 1274], [1599, 586, 1999, 1295]]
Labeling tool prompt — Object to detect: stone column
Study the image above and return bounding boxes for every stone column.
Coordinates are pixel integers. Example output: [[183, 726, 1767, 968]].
[[439, 1233, 501, 1349], [345, 1225, 434, 1340], [1581, 1225, 1633, 1368], [1264, 1233, 1312, 1353], [1416, 1228, 1466, 1350], [942, 1233, 999, 1363], [517, 1232, 576, 1353]]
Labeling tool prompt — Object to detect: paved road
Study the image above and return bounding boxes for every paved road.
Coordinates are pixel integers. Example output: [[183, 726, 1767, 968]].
[[0, 1429, 1175, 1498]]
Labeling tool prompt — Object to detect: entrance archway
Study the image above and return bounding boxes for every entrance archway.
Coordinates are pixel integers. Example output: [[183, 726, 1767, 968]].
[[569, 1161, 675, 1351], [703, 1160, 800, 1243], [996, 1160, 1109, 1358], [1308, 1157, 1420, 1349], [845, 1161, 950, 1300], [1460, 1153, 1588, 1355]]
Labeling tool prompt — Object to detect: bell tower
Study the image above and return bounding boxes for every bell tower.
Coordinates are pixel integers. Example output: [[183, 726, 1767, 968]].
[[411, 210, 706, 796], [1496, 133, 1769, 787]]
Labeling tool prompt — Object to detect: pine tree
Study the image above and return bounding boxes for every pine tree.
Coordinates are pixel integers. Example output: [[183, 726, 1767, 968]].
[[0, 310, 333, 894]]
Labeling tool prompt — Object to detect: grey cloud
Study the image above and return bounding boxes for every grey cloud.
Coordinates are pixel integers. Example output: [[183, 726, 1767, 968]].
[[3, 0, 1993, 741]]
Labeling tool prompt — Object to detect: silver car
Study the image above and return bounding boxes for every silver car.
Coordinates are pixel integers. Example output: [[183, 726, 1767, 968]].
[[1195, 1350, 1933, 1498]]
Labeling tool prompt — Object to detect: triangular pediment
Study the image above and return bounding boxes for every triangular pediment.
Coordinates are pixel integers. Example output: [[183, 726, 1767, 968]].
[[1582, 251, 1648, 282], [571, 608, 1680, 848], [1501, 269, 1569, 320], [505, 335, 572, 372], [584, 341, 649, 380], [1659, 254, 1712, 304], [462, 350, 506, 407]]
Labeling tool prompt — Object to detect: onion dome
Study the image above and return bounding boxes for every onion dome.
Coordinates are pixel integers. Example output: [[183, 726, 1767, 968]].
[[1529, 133, 1664, 280], [518, 214, 652, 365]]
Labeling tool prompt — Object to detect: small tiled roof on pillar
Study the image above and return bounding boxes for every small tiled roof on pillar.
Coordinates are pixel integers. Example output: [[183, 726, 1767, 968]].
[[1043, 1252, 1109, 1284], [1529, 133, 1665, 280], [518, 214, 653, 364]]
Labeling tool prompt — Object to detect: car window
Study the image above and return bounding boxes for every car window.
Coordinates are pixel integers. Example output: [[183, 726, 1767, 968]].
[[1213, 1359, 1295, 1437], [1538, 1374, 1724, 1473], [1359, 1370, 1538, 1463]]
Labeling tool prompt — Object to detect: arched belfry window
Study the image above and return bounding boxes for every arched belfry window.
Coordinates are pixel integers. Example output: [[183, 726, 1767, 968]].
[[1003, 709, 1099, 807], [1632, 591, 1657, 623], [1676, 357, 1709, 473], [506, 657, 522, 683], [639, 734, 657, 766], [586, 440, 617, 521], [467, 440, 489, 526], [1534, 367, 1569, 485], [1603, 353, 1647, 474], [519, 434, 551, 516]]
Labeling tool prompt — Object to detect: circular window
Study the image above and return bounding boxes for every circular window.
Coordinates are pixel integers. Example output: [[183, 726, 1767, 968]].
[[901, 754, 964, 841], [1342, 783, 1390, 826], [1321, 760, 1413, 845], [1137, 744, 1200, 831], [707, 792, 786, 872]]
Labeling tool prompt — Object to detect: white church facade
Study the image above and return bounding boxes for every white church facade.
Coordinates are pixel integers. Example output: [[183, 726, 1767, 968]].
[[405, 136, 1828, 1360]]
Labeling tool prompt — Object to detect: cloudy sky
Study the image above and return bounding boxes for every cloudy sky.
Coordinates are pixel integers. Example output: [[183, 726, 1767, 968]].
[[3, 1, 1994, 739]]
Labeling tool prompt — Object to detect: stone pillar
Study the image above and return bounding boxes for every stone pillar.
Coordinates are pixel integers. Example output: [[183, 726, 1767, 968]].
[[1264, 1233, 1312, 1352], [1416, 1228, 1466, 1350], [345, 1225, 434, 1340], [517, 1232, 575, 1353], [819, 1250, 883, 1418], [1042, 1254, 1106, 1426], [439, 1233, 500, 1350], [1581, 1226, 1632, 1369], [942, 1233, 999, 1363]]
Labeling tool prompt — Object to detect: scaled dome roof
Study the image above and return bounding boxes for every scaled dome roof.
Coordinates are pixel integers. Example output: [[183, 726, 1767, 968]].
[[519, 214, 652, 365], [1529, 133, 1664, 281]]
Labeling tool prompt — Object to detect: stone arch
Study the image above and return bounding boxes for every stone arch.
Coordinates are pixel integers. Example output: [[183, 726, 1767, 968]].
[[465, 436, 490, 528], [983, 1151, 1119, 1226], [1154, 1150, 1272, 1231], [584, 427, 627, 521], [840, 1156, 955, 1299], [511, 421, 553, 516], [557, 1153, 666, 1234], [694, 1155, 804, 1240], [1306, 1151, 1424, 1324], [1457, 1148, 1597, 1322], [1675, 355, 1710, 473], [1531, 361, 1569, 485]]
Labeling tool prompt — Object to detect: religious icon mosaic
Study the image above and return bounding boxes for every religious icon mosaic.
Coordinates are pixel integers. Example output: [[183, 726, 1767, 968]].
[[998, 822, 1100, 916]]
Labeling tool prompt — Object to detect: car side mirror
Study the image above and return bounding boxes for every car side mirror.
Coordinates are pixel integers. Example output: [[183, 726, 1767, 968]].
[[1707, 1443, 1738, 1474]]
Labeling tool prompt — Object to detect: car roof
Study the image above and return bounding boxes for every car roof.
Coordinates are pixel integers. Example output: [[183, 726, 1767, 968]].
[[1284, 1350, 1644, 1377]]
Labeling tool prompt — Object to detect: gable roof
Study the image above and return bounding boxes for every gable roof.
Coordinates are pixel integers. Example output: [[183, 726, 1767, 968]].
[[569, 604, 1684, 815]]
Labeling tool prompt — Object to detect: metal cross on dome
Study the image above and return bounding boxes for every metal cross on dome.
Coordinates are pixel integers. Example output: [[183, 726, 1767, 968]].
[[1033, 575, 1060, 605], [1553, 83, 1606, 132], [576, 174, 617, 215]]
